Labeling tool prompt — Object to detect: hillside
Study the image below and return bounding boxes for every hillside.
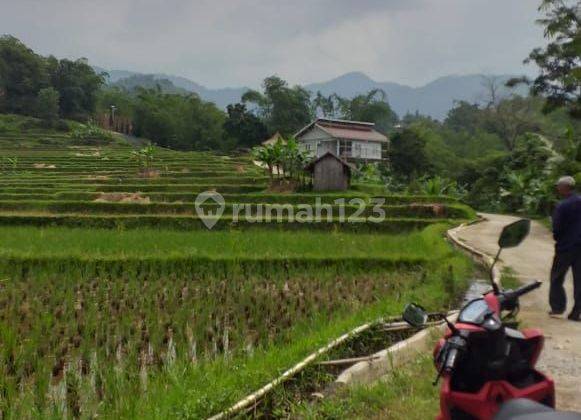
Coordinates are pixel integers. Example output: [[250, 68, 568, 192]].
[[95, 66, 527, 119]]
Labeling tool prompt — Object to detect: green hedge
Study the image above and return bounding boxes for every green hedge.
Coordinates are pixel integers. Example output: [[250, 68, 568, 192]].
[[374, 194, 461, 204], [0, 200, 475, 219], [0, 170, 260, 178], [0, 255, 430, 281], [0, 176, 269, 186], [0, 184, 266, 193], [0, 214, 451, 232]]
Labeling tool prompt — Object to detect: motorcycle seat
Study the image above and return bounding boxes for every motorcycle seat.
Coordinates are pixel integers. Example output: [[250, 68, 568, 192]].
[[495, 399, 581, 420]]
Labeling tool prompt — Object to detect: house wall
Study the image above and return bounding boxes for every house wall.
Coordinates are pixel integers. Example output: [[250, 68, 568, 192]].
[[313, 157, 350, 191], [298, 126, 333, 157], [317, 141, 338, 157], [300, 126, 330, 141]]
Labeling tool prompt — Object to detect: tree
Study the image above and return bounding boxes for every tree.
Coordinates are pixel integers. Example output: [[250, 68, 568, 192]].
[[96, 87, 135, 119], [46, 57, 105, 120], [130, 144, 156, 174], [112, 74, 188, 95], [389, 128, 432, 179], [483, 96, 540, 151], [252, 146, 276, 180], [132, 89, 226, 151], [525, 0, 581, 117], [444, 101, 483, 133], [311, 91, 337, 118], [35, 87, 60, 122], [223, 103, 268, 148], [252, 138, 309, 183], [308, 89, 400, 132], [242, 76, 313, 136], [480, 75, 507, 108], [505, 133, 554, 172], [0, 35, 48, 115]]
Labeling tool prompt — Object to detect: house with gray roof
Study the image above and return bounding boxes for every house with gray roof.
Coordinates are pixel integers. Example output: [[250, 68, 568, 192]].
[[295, 118, 388, 162]]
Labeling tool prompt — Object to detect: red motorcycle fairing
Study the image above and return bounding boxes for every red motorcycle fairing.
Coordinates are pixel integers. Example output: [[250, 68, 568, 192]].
[[484, 292, 501, 315], [521, 328, 544, 366], [437, 373, 555, 420], [435, 330, 554, 420]]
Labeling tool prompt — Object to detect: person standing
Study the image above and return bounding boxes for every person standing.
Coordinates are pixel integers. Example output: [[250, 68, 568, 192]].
[[549, 176, 581, 321]]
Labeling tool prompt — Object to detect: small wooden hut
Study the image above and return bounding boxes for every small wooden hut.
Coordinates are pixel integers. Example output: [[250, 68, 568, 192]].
[[305, 152, 354, 191]]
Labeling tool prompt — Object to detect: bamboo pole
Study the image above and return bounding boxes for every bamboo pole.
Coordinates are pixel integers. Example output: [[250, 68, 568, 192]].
[[317, 355, 381, 366], [209, 311, 459, 419], [207, 316, 399, 420]]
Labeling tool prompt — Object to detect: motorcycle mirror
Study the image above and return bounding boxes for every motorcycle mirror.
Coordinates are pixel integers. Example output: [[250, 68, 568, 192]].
[[402, 303, 428, 328], [498, 219, 531, 249]]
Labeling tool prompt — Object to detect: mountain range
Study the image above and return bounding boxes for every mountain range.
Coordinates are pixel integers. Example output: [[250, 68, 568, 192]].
[[94, 67, 527, 120]]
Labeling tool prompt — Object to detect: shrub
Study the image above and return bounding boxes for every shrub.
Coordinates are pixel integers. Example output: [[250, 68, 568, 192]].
[[69, 123, 114, 145]]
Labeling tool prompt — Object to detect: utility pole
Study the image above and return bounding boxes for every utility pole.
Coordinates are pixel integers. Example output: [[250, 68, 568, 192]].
[[109, 105, 117, 129]]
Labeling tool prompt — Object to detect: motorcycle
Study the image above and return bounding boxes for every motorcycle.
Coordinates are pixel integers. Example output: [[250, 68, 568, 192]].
[[403, 218, 555, 420]]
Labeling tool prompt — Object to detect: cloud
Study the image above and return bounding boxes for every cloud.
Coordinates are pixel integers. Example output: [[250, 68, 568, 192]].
[[0, 0, 544, 88]]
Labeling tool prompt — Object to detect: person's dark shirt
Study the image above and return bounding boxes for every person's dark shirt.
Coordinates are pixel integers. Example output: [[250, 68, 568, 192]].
[[552, 193, 581, 252]]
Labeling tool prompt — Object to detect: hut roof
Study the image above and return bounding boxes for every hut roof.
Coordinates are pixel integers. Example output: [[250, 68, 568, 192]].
[[295, 118, 388, 143], [262, 132, 286, 146], [304, 152, 356, 172]]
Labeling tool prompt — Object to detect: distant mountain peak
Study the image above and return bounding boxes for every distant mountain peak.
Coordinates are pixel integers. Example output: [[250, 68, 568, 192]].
[[330, 71, 374, 82], [305, 72, 527, 119], [96, 66, 527, 120]]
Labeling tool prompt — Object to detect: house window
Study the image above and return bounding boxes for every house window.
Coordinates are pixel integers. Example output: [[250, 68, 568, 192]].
[[300, 141, 317, 156], [351, 141, 381, 159]]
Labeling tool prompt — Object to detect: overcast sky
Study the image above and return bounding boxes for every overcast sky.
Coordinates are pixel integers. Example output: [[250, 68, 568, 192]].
[[1, 0, 545, 88]]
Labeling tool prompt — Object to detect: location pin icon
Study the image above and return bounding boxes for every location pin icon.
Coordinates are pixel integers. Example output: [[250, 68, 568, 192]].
[[194, 191, 225, 230]]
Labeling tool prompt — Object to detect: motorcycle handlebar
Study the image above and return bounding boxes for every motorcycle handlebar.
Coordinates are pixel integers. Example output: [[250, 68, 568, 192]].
[[512, 281, 542, 298], [500, 281, 542, 311]]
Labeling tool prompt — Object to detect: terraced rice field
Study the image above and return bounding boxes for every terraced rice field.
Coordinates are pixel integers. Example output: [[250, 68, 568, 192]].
[[0, 128, 475, 418]]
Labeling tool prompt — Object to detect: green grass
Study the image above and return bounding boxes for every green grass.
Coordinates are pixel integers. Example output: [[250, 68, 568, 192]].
[[290, 355, 439, 419], [0, 224, 452, 259]]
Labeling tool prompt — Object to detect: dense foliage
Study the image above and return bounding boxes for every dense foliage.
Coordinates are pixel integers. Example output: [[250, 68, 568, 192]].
[[242, 76, 313, 136], [524, 0, 581, 117], [0, 36, 104, 121], [377, 96, 581, 214], [312, 89, 399, 134], [131, 88, 226, 151]]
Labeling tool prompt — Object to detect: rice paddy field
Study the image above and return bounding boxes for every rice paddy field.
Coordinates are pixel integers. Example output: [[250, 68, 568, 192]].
[[0, 117, 476, 418]]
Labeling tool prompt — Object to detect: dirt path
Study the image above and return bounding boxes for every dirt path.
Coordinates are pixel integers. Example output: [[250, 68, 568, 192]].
[[455, 214, 581, 411]]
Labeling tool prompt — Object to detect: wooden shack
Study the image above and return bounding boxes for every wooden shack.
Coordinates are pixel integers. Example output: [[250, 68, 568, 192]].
[[305, 152, 354, 191]]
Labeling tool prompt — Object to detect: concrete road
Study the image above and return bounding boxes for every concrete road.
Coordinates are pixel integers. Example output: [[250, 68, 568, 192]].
[[456, 214, 581, 411]]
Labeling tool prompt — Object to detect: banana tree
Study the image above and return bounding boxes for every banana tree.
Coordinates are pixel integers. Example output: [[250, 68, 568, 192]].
[[252, 145, 276, 180], [130, 144, 156, 174]]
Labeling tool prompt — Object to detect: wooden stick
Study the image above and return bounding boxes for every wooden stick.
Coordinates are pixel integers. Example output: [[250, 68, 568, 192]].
[[381, 319, 445, 332]]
